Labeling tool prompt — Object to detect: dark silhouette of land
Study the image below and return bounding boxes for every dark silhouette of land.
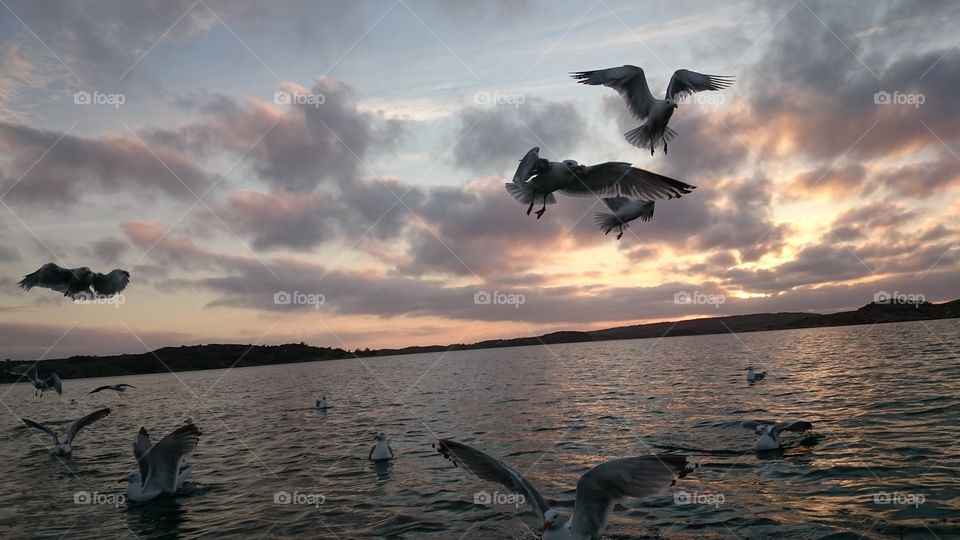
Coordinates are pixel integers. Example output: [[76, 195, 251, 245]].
[[3, 300, 958, 382]]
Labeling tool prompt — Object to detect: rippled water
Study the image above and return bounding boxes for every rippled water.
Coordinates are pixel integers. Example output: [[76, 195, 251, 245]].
[[1, 320, 959, 539]]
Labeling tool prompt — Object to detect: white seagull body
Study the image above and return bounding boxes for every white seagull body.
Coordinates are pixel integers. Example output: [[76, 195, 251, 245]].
[[593, 197, 655, 240], [27, 369, 62, 397], [21, 408, 111, 456], [126, 422, 202, 502], [746, 367, 767, 382], [506, 147, 694, 218], [369, 432, 394, 461], [436, 439, 694, 539], [572, 66, 733, 155], [18, 262, 129, 300], [742, 421, 813, 451]]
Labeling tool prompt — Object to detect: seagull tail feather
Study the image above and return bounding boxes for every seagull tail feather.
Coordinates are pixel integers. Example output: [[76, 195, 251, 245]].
[[593, 212, 623, 235]]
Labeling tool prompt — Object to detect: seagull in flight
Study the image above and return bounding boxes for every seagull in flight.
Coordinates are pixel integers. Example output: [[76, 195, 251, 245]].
[[593, 198, 655, 240], [21, 408, 111, 456], [742, 420, 813, 451], [126, 422, 202, 502], [572, 66, 733, 155], [89, 384, 136, 394], [506, 147, 694, 218], [435, 439, 695, 539], [26, 368, 62, 397], [18, 262, 130, 300]]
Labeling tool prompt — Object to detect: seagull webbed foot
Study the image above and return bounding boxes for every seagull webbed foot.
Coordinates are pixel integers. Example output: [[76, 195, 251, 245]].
[[535, 208, 546, 219]]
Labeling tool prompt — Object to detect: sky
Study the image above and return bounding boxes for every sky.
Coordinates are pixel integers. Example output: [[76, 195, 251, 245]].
[[1, 0, 958, 359]]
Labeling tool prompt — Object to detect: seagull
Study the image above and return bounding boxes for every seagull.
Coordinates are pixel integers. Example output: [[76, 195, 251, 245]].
[[571, 66, 734, 155], [746, 367, 767, 382], [593, 198, 655, 240], [368, 432, 394, 461], [27, 368, 62, 397], [506, 147, 695, 219], [89, 383, 136, 394], [741, 421, 813, 451], [18, 262, 130, 300], [315, 396, 331, 410], [435, 439, 695, 539], [126, 422, 202, 502], [21, 408, 111, 456]]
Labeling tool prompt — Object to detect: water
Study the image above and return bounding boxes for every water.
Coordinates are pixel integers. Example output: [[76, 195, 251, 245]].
[[1, 320, 958, 539]]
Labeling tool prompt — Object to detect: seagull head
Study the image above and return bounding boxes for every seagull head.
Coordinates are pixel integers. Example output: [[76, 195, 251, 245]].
[[123, 470, 139, 484], [562, 160, 585, 175], [375, 432, 386, 441], [543, 508, 564, 531], [665, 98, 678, 109]]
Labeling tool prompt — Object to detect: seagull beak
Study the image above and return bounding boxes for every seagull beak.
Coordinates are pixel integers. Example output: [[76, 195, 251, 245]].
[[542, 521, 549, 531]]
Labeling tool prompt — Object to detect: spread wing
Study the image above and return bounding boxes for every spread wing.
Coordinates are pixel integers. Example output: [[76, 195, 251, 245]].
[[562, 162, 695, 199], [666, 69, 734, 101], [46, 373, 62, 394], [139, 423, 202, 492], [18, 263, 87, 296], [635, 200, 656, 222], [21, 418, 59, 444], [89, 386, 110, 394], [133, 428, 152, 483], [570, 454, 694, 538], [66, 408, 111, 444], [601, 197, 630, 212], [92, 269, 129, 296], [741, 421, 775, 431], [435, 439, 549, 519], [571, 65, 655, 120], [773, 421, 813, 434], [512, 147, 548, 185]]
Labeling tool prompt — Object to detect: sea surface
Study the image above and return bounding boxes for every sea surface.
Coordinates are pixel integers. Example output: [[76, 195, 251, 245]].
[[1, 320, 959, 539]]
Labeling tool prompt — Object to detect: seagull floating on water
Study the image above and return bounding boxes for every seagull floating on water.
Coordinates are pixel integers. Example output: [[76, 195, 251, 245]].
[[506, 147, 694, 218], [746, 367, 767, 382], [315, 396, 331, 410], [18, 262, 129, 300], [572, 66, 734, 155], [126, 422, 202, 502], [435, 439, 695, 539], [90, 383, 136, 394], [742, 420, 813, 451], [27, 368, 62, 397], [593, 198, 655, 240], [369, 432, 394, 461], [21, 408, 111, 456]]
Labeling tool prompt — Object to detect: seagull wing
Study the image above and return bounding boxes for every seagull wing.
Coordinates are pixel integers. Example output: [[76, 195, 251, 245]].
[[513, 147, 546, 185], [601, 197, 630, 212], [570, 454, 694, 538], [142, 423, 202, 492], [133, 428, 152, 484], [45, 373, 62, 394], [119, 384, 136, 389], [666, 69, 734, 101], [65, 408, 111, 444], [18, 263, 76, 295], [435, 439, 549, 519], [561, 162, 695, 200], [571, 65, 655, 120], [89, 386, 109, 394], [773, 421, 813, 434], [92, 270, 129, 296], [22, 418, 59, 444], [741, 421, 773, 430]]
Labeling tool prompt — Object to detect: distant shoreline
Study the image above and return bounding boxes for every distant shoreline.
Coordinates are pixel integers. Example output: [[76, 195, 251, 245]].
[[3, 300, 958, 382]]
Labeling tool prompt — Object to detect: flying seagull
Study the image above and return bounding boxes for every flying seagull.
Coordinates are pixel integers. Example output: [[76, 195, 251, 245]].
[[89, 384, 136, 394], [126, 422, 202, 502], [506, 147, 694, 218], [742, 420, 813, 451], [435, 439, 694, 539], [18, 262, 130, 300], [593, 198, 655, 240], [27, 369, 62, 397], [369, 431, 394, 461], [572, 66, 734, 155], [21, 408, 111, 456], [746, 367, 767, 382]]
